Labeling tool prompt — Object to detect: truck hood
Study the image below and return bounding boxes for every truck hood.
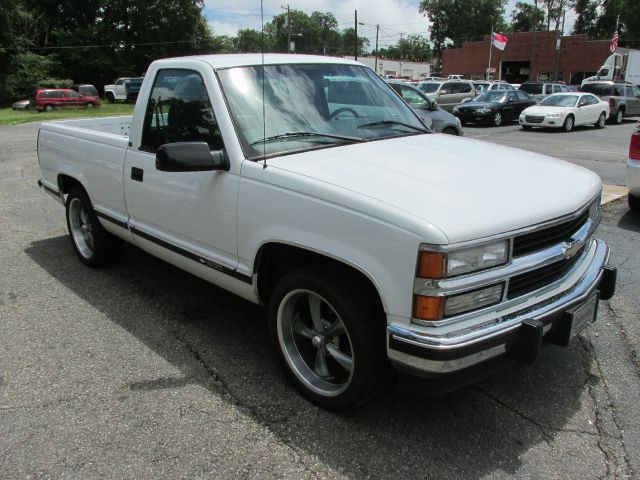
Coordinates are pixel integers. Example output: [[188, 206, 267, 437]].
[[267, 134, 601, 244]]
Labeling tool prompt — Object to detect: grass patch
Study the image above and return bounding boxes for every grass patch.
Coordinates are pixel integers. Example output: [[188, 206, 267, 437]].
[[0, 103, 135, 126]]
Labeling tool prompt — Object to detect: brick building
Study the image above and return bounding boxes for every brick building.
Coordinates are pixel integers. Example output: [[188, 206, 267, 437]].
[[441, 31, 613, 85]]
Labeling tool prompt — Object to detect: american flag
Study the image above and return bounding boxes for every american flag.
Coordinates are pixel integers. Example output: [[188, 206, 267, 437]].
[[610, 31, 619, 53]]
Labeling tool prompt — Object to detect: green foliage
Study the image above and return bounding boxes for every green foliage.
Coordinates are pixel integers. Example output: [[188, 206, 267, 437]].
[[2, 52, 72, 101], [0, 102, 135, 126], [509, 1, 546, 32], [377, 35, 432, 62], [571, 0, 599, 35], [419, 0, 507, 59], [590, 0, 640, 47]]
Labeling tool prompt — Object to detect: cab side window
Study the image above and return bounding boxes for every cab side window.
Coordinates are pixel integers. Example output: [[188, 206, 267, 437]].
[[141, 69, 222, 153]]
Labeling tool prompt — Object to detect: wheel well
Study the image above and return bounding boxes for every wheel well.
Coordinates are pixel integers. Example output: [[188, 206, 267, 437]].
[[57, 175, 85, 196], [255, 243, 385, 314]]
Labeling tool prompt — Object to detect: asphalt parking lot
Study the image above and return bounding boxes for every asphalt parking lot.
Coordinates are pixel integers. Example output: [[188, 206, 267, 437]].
[[1, 120, 639, 479]]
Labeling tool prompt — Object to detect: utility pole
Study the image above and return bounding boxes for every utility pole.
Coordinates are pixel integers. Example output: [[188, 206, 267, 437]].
[[374, 24, 380, 72], [530, 0, 537, 81], [354, 10, 358, 61], [282, 4, 291, 53]]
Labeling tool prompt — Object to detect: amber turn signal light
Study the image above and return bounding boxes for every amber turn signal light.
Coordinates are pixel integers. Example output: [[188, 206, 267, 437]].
[[413, 295, 445, 321], [417, 251, 447, 279]]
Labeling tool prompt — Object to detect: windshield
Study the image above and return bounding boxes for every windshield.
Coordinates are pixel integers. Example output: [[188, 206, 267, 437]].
[[474, 83, 490, 91], [475, 91, 508, 103], [217, 64, 425, 159], [519, 83, 542, 95], [417, 82, 440, 93], [538, 95, 578, 107], [580, 83, 614, 96]]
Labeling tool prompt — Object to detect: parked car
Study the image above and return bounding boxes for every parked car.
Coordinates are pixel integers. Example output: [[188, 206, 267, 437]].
[[628, 122, 640, 212], [447, 74, 464, 80], [519, 82, 569, 101], [71, 84, 99, 98], [36, 54, 616, 409], [580, 81, 640, 124], [104, 77, 144, 103], [417, 80, 476, 112], [31, 88, 102, 111], [473, 81, 515, 92], [388, 82, 463, 135], [12, 99, 31, 110], [519, 92, 609, 132], [453, 90, 536, 126]]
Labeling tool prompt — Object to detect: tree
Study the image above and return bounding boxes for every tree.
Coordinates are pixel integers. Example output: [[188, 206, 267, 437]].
[[571, 0, 598, 35], [509, 1, 546, 32], [234, 29, 266, 53], [340, 27, 370, 57], [541, 0, 567, 31], [589, 0, 639, 47], [378, 35, 432, 62], [419, 0, 507, 64]]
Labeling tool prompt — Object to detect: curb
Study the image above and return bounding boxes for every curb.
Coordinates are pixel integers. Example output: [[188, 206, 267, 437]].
[[602, 184, 628, 205]]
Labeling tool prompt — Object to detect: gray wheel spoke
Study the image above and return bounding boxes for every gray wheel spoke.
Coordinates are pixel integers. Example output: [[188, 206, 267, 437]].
[[293, 315, 314, 339], [308, 294, 323, 331], [325, 318, 346, 338], [79, 207, 87, 224], [326, 343, 353, 372], [315, 347, 330, 378]]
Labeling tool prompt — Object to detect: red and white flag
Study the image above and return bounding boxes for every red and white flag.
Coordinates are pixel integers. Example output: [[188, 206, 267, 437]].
[[610, 31, 619, 53], [492, 32, 508, 51]]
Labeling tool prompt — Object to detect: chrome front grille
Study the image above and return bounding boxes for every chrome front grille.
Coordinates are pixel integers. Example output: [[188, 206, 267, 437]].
[[513, 210, 590, 256]]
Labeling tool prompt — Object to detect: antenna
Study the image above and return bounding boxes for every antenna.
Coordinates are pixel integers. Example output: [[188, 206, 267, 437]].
[[261, 0, 267, 168]]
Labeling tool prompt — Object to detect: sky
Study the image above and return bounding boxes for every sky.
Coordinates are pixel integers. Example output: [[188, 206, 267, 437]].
[[203, 0, 577, 51]]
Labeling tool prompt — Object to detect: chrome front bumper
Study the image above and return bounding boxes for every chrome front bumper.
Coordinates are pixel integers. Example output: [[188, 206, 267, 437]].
[[387, 239, 614, 376]]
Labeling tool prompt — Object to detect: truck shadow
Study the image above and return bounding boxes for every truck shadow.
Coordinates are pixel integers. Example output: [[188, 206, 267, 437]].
[[26, 236, 595, 479]]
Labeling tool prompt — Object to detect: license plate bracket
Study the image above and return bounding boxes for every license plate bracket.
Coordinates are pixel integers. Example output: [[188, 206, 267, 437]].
[[545, 292, 599, 347]]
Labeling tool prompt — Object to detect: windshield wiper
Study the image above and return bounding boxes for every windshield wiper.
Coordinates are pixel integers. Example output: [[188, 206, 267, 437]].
[[250, 131, 364, 146], [357, 120, 428, 133]]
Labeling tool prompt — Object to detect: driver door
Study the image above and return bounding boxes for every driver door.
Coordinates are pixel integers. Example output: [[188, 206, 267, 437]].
[[123, 67, 240, 271]]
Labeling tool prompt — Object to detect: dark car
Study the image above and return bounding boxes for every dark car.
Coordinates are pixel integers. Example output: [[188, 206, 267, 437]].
[[580, 81, 640, 124], [452, 90, 536, 126], [71, 84, 99, 99], [126, 78, 143, 102], [32, 88, 102, 111]]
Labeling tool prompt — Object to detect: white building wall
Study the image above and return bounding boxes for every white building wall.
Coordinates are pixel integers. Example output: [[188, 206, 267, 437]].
[[343, 56, 434, 80]]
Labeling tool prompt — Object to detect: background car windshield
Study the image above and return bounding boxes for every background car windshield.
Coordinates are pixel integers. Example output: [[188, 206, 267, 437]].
[[218, 64, 424, 159], [476, 92, 507, 103], [418, 83, 440, 93], [519, 83, 542, 95], [539, 95, 578, 107], [580, 83, 614, 96]]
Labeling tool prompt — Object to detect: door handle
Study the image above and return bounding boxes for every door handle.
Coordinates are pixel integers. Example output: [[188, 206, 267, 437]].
[[131, 167, 144, 182]]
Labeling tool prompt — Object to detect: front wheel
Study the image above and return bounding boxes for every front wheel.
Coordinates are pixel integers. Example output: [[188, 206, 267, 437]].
[[563, 115, 574, 132], [595, 112, 606, 129], [492, 112, 503, 127], [85, 102, 95, 109], [442, 127, 459, 136], [521, 125, 532, 131], [65, 188, 122, 267], [630, 193, 640, 213], [268, 266, 390, 409]]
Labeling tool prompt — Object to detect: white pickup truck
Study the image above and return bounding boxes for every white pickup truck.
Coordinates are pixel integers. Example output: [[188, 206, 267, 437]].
[[37, 54, 616, 409]]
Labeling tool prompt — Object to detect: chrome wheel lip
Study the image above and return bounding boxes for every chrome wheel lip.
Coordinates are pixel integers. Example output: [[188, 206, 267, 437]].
[[69, 197, 94, 259], [277, 289, 355, 397]]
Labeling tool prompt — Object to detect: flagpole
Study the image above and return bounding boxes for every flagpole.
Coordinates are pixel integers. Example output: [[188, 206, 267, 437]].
[[487, 29, 493, 80]]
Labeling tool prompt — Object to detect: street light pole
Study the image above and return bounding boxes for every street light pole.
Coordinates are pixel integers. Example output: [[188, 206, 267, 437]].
[[374, 24, 379, 72], [354, 10, 358, 61], [281, 4, 291, 53]]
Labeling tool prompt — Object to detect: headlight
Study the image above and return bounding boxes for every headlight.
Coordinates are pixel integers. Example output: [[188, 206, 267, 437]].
[[475, 107, 492, 113], [545, 113, 562, 118], [413, 283, 504, 321], [417, 240, 509, 279]]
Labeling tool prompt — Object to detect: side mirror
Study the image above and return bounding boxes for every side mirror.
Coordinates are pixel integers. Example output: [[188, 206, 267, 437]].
[[156, 142, 230, 172]]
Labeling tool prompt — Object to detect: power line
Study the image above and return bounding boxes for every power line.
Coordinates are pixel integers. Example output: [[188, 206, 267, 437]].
[[0, 39, 206, 51]]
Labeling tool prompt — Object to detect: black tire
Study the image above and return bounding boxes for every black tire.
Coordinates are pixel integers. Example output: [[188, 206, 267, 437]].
[[595, 112, 606, 129], [442, 127, 459, 136], [610, 108, 624, 124], [521, 125, 532, 131], [563, 114, 574, 132], [268, 266, 391, 410], [44, 104, 54, 112], [492, 112, 503, 127], [629, 193, 640, 213], [84, 102, 95, 109], [460, 119, 467, 126], [106, 92, 115, 103], [65, 188, 122, 267]]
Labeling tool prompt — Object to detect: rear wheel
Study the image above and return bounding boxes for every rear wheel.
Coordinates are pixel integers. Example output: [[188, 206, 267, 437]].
[[595, 112, 606, 129], [268, 266, 390, 409], [106, 92, 115, 103], [442, 127, 459, 136], [563, 115, 574, 132], [629, 193, 640, 213], [65, 188, 122, 267], [612, 108, 624, 124], [44, 104, 54, 112]]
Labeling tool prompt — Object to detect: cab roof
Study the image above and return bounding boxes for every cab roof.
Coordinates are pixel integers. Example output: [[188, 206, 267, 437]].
[[153, 54, 363, 70]]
